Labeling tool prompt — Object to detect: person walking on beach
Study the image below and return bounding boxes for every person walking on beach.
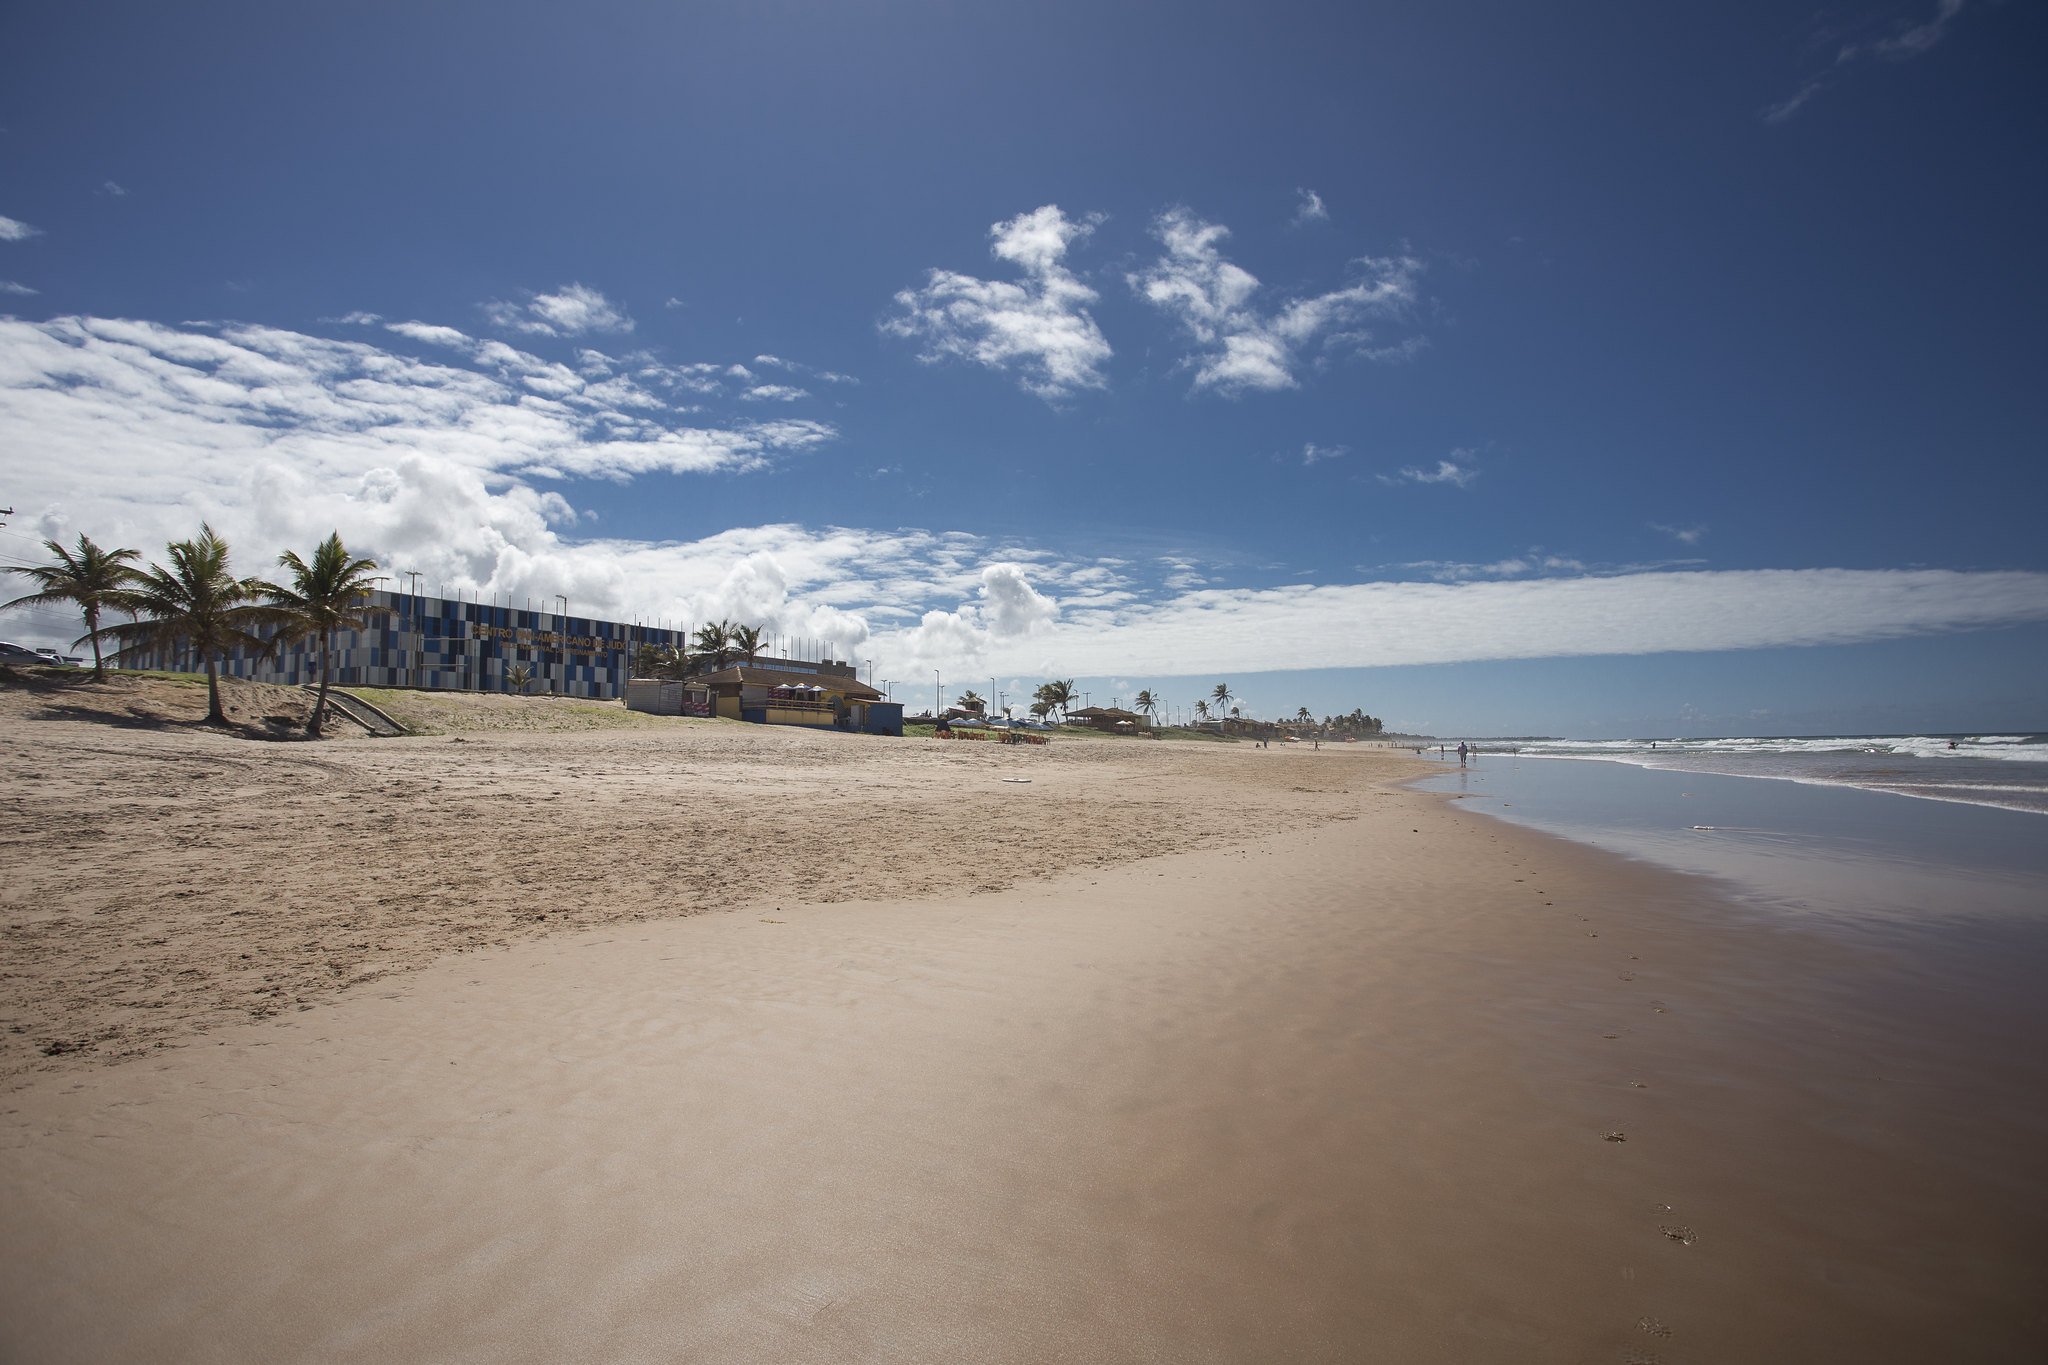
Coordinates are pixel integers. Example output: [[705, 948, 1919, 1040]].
[[1457, 742, 1468, 766]]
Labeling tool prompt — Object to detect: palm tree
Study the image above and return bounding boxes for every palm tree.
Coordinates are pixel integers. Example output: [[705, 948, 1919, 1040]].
[[956, 689, 985, 714], [1134, 689, 1158, 724], [1035, 678, 1075, 721], [2, 534, 142, 681], [729, 623, 765, 663], [1194, 699, 1210, 723], [258, 532, 385, 737], [95, 525, 293, 726], [1211, 682, 1233, 717], [1295, 706, 1312, 725], [506, 662, 534, 693], [688, 619, 736, 674]]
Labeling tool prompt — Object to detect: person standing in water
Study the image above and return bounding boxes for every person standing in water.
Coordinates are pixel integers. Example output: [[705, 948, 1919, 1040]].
[[1457, 742, 1468, 766]]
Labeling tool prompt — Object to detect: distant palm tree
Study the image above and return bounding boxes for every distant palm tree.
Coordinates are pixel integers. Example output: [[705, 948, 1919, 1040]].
[[2, 534, 142, 681], [1296, 706, 1312, 724], [506, 662, 534, 694], [689, 619, 736, 673], [96, 525, 292, 726], [729, 623, 765, 663], [1035, 678, 1075, 721], [1134, 689, 1158, 724], [956, 689, 985, 714], [1194, 699, 1210, 722], [1211, 682, 1233, 717], [260, 532, 384, 737]]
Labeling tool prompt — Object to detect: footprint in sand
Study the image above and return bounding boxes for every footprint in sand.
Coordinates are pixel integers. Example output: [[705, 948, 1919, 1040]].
[[1659, 1224, 1697, 1246], [1636, 1317, 1674, 1338]]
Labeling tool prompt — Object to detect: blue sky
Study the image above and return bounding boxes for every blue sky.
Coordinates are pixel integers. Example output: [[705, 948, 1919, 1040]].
[[3, 1, 2044, 736]]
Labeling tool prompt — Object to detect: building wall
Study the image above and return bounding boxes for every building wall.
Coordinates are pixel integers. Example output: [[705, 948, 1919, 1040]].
[[124, 591, 686, 701]]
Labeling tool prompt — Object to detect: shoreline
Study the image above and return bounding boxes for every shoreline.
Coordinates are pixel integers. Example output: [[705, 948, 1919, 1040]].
[[4, 693, 2046, 1359]]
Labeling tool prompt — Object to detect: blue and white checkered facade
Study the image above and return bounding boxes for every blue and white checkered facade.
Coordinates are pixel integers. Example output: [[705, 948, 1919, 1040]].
[[128, 591, 686, 700]]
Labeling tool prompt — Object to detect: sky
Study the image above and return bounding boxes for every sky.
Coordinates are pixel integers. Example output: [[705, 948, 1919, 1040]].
[[2, 0, 2044, 737]]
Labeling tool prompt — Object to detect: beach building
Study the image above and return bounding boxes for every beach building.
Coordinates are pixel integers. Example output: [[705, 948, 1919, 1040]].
[[119, 589, 689, 700], [1065, 705, 1152, 734], [693, 657, 901, 735]]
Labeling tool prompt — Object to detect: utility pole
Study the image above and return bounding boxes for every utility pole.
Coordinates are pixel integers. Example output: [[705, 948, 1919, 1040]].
[[402, 570, 423, 688], [934, 668, 941, 721], [554, 595, 568, 695]]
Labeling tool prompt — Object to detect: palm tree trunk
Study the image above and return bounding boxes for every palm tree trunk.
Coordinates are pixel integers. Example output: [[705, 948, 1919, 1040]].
[[86, 606, 107, 682], [204, 654, 226, 725], [309, 636, 331, 738]]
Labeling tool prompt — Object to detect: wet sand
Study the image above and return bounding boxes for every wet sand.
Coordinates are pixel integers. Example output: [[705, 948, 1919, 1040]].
[[4, 683, 2046, 1361]]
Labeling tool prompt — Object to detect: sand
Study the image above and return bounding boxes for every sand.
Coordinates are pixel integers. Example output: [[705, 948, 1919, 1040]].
[[3, 675, 2044, 1361]]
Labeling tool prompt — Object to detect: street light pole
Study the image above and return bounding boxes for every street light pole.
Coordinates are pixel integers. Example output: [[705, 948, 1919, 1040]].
[[934, 668, 941, 721], [554, 594, 568, 695], [402, 570, 423, 688]]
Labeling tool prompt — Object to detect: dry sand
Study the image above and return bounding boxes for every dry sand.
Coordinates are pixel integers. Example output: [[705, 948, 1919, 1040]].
[[2, 673, 2043, 1361]]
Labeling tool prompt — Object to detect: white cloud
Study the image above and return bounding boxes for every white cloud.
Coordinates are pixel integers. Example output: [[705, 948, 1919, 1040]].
[[0, 280, 38, 296], [99, 180, 128, 198], [1651, 522, 1707, 545], [385, 320, 474, 349], [0, 315, 834, 549], [1765, 1, 1970, 122], [324, 310, 382, 326], [483, 283, 634, 337], [7, 311, 2045, 690], [664, 296, 686, 310], [0, 216, 42, 242], [881, 205, 1113, 400], [1129, 208, 1421, 395], [1293, 188, 1329, 225], [958, 567, 2048, 678], [1873, 0, 1967, 60], [1381, 456, 1478, 488], [740, 384, 808, 403], [1301, 441, 1345, 466]]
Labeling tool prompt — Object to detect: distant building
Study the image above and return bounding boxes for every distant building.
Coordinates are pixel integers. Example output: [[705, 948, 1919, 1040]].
[[120, 589, 688, 700], [1065, 706, 1152, 734], [694, 657, 900, 734]]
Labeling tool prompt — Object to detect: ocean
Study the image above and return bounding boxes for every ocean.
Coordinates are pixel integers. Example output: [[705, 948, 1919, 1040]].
[[1440, 731, 2048, 816], [1415, 751, 2048, 936]]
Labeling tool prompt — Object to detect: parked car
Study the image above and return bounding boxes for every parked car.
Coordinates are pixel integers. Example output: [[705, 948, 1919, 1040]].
[[1, 641, 54, 667], [33, 648, 84, 667]]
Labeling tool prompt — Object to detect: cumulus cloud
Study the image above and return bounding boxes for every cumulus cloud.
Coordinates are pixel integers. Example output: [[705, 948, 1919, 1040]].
[[740, 384, 808, 403], [894, 561, 1060, 668], [482, 283, 634, 337], [0, 216, 42, 242], [1129, 208, 1422, 395], [881, 205, 1113, 400]]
